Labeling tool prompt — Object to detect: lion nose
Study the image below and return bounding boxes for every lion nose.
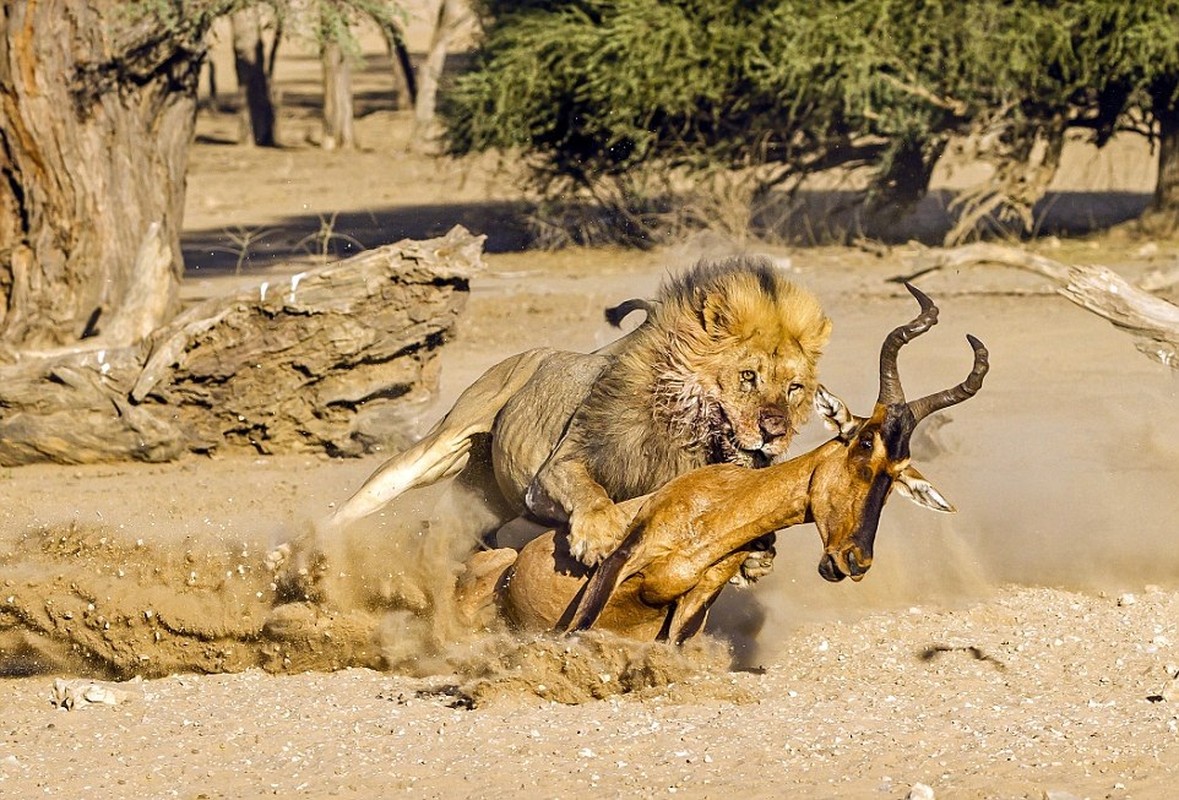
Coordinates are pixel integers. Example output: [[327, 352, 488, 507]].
[[759, 408, 790, 439]]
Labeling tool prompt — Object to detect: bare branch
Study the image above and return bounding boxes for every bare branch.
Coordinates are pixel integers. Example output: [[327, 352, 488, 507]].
[[893, 243, 1179, 369]]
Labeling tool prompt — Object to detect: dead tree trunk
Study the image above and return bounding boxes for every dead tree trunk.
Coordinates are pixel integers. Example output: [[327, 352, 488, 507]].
[[0, 227, 485, 466], [896, 243, 1179, 370], [321, 37, 355, 150], [231, 7, 278, 147], [0, 1, 213, 348]]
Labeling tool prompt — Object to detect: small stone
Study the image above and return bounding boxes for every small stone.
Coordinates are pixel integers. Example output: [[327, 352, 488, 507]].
[[907, 782, 935, 800], [1043, 791, 1083, 800], [1117, 593, 1136, 607], [1161, 675, 1179, 703]]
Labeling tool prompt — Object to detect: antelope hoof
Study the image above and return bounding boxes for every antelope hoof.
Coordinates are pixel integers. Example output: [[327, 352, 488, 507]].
[[819, 550, 871, 583], [845, 549, 871, 582], [818, 553, 847, 583]]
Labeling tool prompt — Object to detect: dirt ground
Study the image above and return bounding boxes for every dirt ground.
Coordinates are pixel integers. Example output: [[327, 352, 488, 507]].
[[3, 23, 1179, 800]]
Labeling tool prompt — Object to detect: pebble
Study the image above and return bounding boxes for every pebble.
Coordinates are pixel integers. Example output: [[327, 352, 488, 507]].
[[907, 782, 935, 800], [1116, 593, 1136, 607], [1161, 674, 1179, 703]]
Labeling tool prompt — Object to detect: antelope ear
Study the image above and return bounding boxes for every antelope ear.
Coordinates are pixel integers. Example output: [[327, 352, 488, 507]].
[[895, 465, 956, 513], [815, 385, 858, 440]]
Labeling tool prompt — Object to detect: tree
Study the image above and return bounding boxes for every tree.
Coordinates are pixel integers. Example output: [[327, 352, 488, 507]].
[[0, 1, 480, 463], [412, 0, 468, 149], [0, 1, 236, 348], [443, 0, 1179, 243], [231, 6, 279, 146]]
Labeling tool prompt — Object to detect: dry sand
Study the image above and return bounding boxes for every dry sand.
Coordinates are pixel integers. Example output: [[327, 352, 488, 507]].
[[2, 26, 1179, 800]]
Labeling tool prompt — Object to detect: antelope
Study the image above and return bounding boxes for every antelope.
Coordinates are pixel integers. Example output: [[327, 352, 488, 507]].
[[456, 284, 988, 644]]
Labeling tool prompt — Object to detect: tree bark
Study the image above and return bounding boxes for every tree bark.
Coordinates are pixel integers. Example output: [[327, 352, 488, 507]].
[[231, 7, 278, 147], [0, 1, 215, 349], [0, 227, 485, 466], [321, 38, 354, 150], [379, 19, 417, 110], [1152, 78, 1179, 212]]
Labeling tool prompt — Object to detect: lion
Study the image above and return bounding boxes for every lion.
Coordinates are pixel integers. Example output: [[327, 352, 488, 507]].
[[328, 256, 832, 577]]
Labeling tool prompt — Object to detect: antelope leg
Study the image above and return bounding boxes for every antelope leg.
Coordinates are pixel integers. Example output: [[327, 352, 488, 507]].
[[665, 551, 749, 645]]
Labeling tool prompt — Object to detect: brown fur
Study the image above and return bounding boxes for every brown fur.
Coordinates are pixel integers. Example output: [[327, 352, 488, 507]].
[[330, 257, 831, 578], [459, 289, 988, 644], [528, 257, 832, 564], [564, 258, 831, 498]]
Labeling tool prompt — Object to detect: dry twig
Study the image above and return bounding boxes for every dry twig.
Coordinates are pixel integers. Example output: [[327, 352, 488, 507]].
[[893, 242, 1179, 369]]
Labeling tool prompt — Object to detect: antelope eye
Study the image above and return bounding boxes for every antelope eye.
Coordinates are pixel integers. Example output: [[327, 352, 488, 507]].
[[858, 434, 874, 450]]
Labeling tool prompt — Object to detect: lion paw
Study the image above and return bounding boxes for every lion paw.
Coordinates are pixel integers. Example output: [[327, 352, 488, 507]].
[[731, 536, 777, 586], [567, 502, 632, 566]]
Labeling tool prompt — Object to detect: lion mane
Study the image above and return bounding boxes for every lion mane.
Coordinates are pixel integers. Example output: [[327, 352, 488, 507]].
[[561, 256, 832, 503], [328, 254, 831, 578]]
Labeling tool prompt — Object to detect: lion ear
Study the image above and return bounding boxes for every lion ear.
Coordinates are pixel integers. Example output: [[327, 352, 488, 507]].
[[700, 291, 731, 336], [798, 315, 833, 358]]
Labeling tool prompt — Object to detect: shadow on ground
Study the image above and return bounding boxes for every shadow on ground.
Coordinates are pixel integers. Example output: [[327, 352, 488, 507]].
[[180, 188, 1152, 276]]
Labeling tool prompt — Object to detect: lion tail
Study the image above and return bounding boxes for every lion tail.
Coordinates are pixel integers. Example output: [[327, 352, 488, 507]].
[[604, 298, 657, 328]]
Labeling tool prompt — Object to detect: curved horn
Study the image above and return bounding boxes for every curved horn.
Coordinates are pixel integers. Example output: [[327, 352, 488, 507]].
[[877, 283, 939, 406], [907, 334, 990, 422]]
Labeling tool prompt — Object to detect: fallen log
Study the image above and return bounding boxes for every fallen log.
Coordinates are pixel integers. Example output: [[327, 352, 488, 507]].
[[0, 226, 484, 465], [894, 242, 1179, 370]]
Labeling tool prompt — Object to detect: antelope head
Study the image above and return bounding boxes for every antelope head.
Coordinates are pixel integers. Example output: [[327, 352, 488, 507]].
[[809, 283, 989, 583]]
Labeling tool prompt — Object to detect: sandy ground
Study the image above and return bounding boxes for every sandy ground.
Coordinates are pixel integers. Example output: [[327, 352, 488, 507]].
[[3, 27, 1179, 800]]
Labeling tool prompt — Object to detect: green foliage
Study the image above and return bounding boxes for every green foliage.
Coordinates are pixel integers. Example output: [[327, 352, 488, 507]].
[[443, 0, 1179, 241]]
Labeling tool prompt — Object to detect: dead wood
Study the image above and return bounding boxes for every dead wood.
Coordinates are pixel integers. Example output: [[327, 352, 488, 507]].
[[894, 242, 1179, 370], [0, 226, 484, 466]]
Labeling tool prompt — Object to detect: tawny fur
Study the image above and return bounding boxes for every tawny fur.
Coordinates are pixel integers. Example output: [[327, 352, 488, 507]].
[[567, 258, 832, 500], [458, 287, 988, 645], [529, 258, 833, 565], [330, 256, 831, 578]]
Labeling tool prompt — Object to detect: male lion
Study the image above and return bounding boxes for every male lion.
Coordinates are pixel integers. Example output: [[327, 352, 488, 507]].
[[330, 256, 831, 575]]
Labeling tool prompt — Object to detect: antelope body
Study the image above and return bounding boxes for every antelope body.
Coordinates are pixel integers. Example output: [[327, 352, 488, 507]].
[[458, 285, 988, 644]]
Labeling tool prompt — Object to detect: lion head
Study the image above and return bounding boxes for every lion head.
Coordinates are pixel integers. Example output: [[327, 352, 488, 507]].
[[651, 257, 832, 468]]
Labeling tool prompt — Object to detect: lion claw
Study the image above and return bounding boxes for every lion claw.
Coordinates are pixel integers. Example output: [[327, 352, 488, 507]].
[[567, 529, 610, 566], [731, 549, 776, 586], [567, 502, 631, 566]]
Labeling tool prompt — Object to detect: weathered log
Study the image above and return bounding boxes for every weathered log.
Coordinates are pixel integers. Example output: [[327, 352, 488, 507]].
[[894, 242, 1179, 370], [0, 226, 484, 466]]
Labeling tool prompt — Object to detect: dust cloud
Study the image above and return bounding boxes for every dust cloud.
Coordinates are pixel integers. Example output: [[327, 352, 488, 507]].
[[0, 480, 736, 706], [2, 295, 1175, 695], [720, 295, 1179, 666]]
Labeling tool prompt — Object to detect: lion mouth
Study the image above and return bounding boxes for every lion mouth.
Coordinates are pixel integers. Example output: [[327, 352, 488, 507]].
[[710, 409, 774, 468]]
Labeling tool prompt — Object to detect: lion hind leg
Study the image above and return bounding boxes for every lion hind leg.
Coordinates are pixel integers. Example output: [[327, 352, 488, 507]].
[[330, 350, 552, 530]]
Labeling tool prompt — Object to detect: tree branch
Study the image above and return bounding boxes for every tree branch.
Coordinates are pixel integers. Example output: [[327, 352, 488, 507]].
[[893, 243, 1179, 369]]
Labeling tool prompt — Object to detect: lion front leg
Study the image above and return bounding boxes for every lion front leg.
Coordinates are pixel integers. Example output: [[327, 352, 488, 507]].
[[526, 457, 637, 566]]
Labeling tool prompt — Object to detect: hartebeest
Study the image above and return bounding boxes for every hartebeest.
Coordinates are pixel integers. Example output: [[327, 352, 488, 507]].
[[458, 284, 988, 644]]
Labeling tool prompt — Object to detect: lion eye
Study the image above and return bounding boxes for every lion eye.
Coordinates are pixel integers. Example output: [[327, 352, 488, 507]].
[[787, 382, 804, 397], [739, 370, 757, 390]]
